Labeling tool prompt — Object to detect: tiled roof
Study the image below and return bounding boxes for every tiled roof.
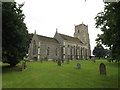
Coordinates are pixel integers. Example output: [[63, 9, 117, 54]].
[[59, 33, 83, 44], [37, 35, 59, 44]]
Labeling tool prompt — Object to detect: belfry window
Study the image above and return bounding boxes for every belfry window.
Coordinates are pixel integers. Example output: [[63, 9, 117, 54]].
[[33, 40, 36, 55]]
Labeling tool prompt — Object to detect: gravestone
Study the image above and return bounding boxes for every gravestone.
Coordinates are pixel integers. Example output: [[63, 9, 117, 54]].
[[61, 59, 64, 63], [99, 63, 106, 75], [89, 56, 92, 59], [76, 63, 80, 69], [40, 59, 43, 63], [24, 61, 26, 69], [57, 60, 61, 66], [52, 59, 55, 62], [93, 59, 96, 63], [21, 61, 26, 71], [22, 62, 24, 71], [67, 59, 70, 64]]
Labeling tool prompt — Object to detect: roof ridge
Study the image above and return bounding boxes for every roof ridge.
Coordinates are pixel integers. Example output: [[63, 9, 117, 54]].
[[58, 33, 83, 44], [36, 34, 54, 39], [59, 33, 78, 39], [36, 34, 59, 44]]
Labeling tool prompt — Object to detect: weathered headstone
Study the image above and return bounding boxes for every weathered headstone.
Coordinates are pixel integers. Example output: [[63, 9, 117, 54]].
[[76, 63, 80, 69], [52, 59, 55, 62], [67, 59, 70, 64], [93, 59, 96, 63], [40, 59, 43, 63], [89, 56, 92, 59], [99, 63, 106, 75], [22, 63, 24, 70], [57, 60, 61, 66], [21, 61, 26, 71], [24, 61, 26, 69], [61, 59, 64, 63]]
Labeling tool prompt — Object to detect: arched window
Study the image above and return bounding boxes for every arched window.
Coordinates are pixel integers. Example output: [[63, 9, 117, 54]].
[[55, 48, 57, 56], [46, 47, 50, 56], [74, 46, 75, 55], [63, 46, 65, 54], [81, 47, 82, 58], [33, 40, 36, 55], [70, 46, 72, 55]]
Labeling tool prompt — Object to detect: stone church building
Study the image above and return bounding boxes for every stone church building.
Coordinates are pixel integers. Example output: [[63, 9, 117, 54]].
[[28, 23, 91, 61]]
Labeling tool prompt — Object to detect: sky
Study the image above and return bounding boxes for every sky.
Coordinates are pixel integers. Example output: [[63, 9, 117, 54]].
[[15, 0, 105, 55]]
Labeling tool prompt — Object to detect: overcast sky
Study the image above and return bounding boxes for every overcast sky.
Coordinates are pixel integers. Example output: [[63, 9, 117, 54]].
[[15, 0, 105, 55]]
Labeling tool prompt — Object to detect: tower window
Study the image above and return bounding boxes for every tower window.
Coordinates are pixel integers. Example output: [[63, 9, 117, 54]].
[[78, 30, 79, 33]]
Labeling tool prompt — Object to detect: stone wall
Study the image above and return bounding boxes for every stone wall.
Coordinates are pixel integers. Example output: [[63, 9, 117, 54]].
[[74, 24, 91, 58], [29, 34, 61, 61]]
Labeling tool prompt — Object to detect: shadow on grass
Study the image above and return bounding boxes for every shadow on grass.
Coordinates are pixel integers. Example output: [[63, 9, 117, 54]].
[[2, 65, 22, 73], [106, 62, 120, 68]]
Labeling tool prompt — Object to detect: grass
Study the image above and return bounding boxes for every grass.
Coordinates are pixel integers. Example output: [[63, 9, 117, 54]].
[[2, 60, 119, 88]]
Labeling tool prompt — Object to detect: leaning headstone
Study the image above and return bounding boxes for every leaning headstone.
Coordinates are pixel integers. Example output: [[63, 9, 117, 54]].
[[76, 63, 80, 69], [89, 56, 92, 59], [61, 59, 64, 63], [40, 59, 43, 63], [52, 59, 55, 62], [21, 61, 27, 71], [67, 59, 70, 64], [24, 61, 26, 69], [93, 59, 96, 63], [57, 60, 61, 66], [22, 61, 25, 71], [99, 63, 106, 75]]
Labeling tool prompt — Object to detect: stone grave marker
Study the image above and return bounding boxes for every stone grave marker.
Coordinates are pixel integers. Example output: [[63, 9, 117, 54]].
[[61, 59, 64, 63], [67, 59, 70, 64], [24, 61, 26, 69], [22, 61, 25, 71], [21, 61, 26, 71], [40, 59, 43, 63], [93, 59, 96, 63], [99, 63, 106, 75], [76, 63, 80, 69], [57, 60, 61, 66]]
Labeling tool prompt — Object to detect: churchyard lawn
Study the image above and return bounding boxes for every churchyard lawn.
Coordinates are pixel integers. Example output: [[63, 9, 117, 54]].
[[2, 60, 119, 88]]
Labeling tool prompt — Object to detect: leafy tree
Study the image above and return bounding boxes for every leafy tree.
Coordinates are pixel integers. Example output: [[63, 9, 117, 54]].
[[2, 2, 29, 66], [28, 33, 34, 46], [104, 49, 110, 57], [95, 2, 120, 61], [93, 44, 105, 59]]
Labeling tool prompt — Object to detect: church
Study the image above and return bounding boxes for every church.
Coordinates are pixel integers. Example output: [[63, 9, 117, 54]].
[[28, 23, 91, 61]]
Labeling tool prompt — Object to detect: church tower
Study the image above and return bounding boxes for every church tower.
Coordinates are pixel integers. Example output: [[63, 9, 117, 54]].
[[74, 23, 91, 57]]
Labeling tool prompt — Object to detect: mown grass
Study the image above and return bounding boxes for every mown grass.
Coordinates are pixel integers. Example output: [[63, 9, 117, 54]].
[[2, 60, 119, 88]]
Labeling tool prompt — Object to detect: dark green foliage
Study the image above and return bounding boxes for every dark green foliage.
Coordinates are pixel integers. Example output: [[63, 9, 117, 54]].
[[95, 2, 120, 61], [93, 44, 105, 59], [2, 2, 28, 66], [28, 33, 33, 46]]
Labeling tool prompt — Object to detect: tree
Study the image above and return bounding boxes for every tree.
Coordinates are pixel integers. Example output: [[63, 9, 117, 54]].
[[104, 49, 110, 58], [28, 33, 34, 46], [95, 2, 120, 61], [93, 44, 105, 59], [2, 2, 29, 66]]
